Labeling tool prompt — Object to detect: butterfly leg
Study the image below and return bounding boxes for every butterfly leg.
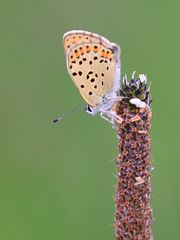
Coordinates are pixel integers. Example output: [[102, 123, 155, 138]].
[[100, 111, 114, 126], [100, 109, 123, 128]]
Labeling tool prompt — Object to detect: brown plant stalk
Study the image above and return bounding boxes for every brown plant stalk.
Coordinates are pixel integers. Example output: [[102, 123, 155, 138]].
[[113, 74, 153, 240]]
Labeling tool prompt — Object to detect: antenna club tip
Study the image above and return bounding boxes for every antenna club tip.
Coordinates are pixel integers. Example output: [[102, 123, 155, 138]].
[[52, 119, 58, 123]]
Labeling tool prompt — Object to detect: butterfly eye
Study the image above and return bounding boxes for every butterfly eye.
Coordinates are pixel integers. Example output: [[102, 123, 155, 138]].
[[85, 105, 98, 115], [87, 105, 92, 111], [86, 105, 93, 114]]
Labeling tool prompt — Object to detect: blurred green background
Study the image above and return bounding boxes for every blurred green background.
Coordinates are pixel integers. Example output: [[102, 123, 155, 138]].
[[0, 0, 179, 239]]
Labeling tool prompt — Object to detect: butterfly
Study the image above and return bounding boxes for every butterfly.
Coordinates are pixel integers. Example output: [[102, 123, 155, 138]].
[[53, 30, 121, 123]]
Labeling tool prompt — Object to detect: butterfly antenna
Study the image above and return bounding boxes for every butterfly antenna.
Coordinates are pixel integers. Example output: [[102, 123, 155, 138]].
[[51, 105, 87, 123]]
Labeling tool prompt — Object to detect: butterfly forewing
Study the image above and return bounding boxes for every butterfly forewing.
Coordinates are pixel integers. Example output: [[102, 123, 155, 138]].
[[63, 30, 120, 107]]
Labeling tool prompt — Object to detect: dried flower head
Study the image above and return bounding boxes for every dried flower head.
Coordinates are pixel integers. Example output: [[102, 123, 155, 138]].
[[114, 73, 153, 240]]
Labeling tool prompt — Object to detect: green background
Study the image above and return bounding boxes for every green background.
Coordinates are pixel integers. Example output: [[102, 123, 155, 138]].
[[1, 0, 179, 239]]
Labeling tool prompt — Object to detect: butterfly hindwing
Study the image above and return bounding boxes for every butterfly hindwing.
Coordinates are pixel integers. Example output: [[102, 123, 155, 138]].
[[63, 30, 120, 108]]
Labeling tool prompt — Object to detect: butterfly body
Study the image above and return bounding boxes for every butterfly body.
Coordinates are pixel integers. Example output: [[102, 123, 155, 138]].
[[63, 30, 121, 115]]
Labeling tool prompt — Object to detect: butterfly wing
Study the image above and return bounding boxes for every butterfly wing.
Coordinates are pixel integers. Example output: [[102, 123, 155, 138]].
[[63, 30, 121, 108]]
